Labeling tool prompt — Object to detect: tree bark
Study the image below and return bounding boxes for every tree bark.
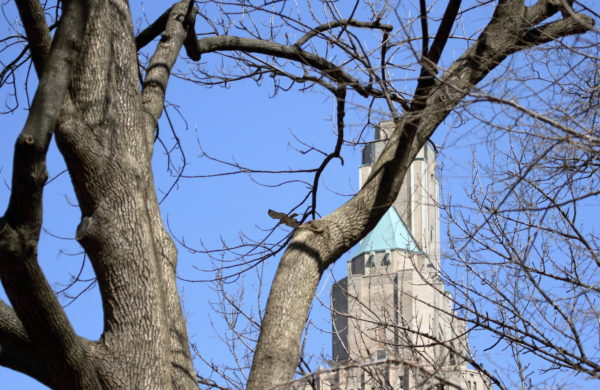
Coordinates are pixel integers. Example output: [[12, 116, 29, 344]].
[[54, 0, 198, 388], [2, 0, 199, 388], [0, 0, 102, 388]]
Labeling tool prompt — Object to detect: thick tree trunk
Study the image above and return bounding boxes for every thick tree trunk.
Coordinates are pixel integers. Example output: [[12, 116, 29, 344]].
[[53, 1, 197, 388], [1, 1, 198, 387]]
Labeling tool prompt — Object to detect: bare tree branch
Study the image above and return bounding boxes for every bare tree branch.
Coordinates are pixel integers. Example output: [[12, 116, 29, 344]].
[[0, 0, 101, 388], [142, 0, 196, 135], [294, 19, 393, 47], [184, 34, 407, 105], [245, 1, 595, 387], [135, 4, 174, 51], [14, 0, 51, 75]]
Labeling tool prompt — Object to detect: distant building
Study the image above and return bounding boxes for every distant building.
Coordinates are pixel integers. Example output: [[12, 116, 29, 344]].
[[288, 122, 489, 390]]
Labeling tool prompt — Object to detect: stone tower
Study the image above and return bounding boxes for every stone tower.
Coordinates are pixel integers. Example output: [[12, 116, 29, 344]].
[[289, 122, 489, 390]]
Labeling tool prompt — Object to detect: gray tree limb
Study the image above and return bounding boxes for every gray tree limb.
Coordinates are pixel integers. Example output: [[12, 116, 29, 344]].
[[0, 301, 52, 387], [185, 34, 406, 105], [142, 0, 196, 137], [245, 2, 594, 388], [14, 0, 52, 76], [0, 0, 101, 388]]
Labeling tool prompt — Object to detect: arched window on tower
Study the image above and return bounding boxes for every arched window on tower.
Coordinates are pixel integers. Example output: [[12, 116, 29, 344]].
[[381, 252, 391, 266], [366, 253, 376, 268]]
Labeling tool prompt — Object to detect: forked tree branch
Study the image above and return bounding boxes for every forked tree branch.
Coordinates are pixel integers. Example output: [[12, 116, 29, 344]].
[[135, 5, 174, 51], [412, 0, 462, 111], [182, 29, 407, 106], [134, 5, 407, 106], [294, 19, 393, 47], [245, 2, 594, 388], [0, 0, 101, 388]]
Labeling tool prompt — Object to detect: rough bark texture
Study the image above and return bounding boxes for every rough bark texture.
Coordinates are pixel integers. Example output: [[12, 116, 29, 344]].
[[1, 0, 198, 388], [54, 0, 197, 388], [0, 0, 102, 388]]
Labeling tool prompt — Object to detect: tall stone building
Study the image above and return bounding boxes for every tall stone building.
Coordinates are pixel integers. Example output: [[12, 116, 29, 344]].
[[289, 123, 489, 390]]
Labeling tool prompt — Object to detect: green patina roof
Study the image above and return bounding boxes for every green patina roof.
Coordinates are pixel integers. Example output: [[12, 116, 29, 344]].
[[356, 207, 422, 255]]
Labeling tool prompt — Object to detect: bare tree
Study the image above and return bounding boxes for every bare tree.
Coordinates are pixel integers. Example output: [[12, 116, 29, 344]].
[[438, 37, 600, 388], [0, 0, 595, 389]]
